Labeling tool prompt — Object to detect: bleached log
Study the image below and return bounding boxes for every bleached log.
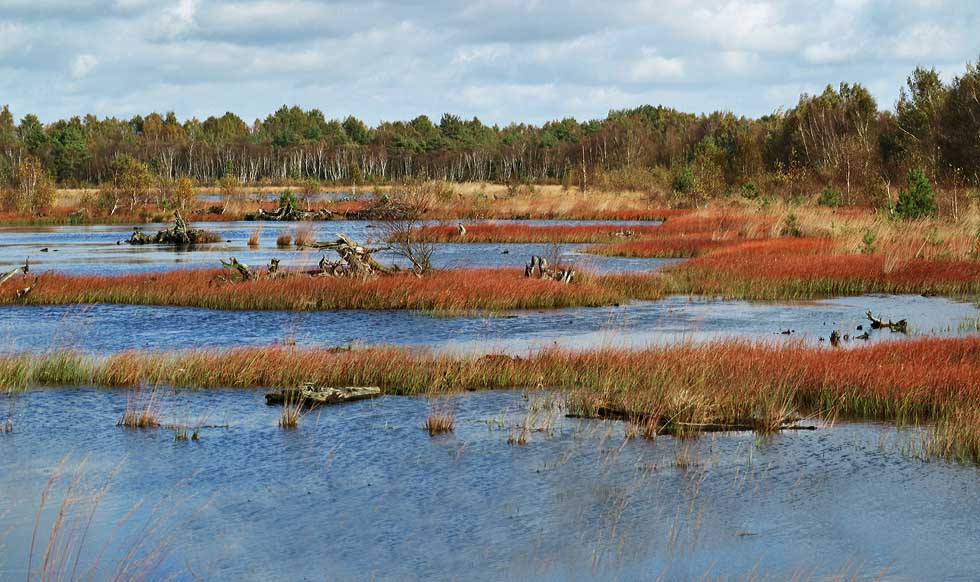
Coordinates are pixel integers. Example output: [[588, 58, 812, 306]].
[[16, 275, 38, 298], [313, 233, 393, 275], [866, 311, 908, 333], [220, 256, 256, 281], [0, 258, 29, 287], [265, 383, 381, 407]]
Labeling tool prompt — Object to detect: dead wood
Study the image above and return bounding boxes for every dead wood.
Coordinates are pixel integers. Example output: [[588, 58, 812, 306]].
[[15, 275, 38, 299], [220, 257, 256, 281], [0, 258, 29, 287], [246, 201, 333, 221], [566, 406, 817, 436], [524, 255, 575, 283], [127, 211, 221, 246], [265, 383, 381, 407], [312, 233, 393, 276], [866, 311, 908, 333]]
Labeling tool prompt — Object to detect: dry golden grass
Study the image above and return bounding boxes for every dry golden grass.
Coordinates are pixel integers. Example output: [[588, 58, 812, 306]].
[[423, 406, 456, 436], [278, 393, 305, 428], [7, 338, 980, 461], [2, 268, 665, 312], [293, 223, 315, 248], [116, 387, 161, 428]]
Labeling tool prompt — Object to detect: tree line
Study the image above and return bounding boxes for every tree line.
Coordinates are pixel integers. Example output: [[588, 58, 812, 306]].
[[1, 60, 979, 213]]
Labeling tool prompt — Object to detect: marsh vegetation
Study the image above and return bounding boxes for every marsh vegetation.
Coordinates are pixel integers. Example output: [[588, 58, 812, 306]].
[[2, 58, 980, 580]]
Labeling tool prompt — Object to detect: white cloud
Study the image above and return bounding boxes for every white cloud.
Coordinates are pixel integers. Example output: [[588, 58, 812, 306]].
[[719, 50, 760, 75], [803, 42, 858, 64], [629, 49, 685, 82], [156, 0, 197, 39], [70, 53, 99, 79], [451, 44, 512, 65], [0, 0, 978, 124]]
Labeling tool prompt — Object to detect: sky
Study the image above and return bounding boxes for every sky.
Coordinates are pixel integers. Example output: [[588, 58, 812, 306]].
[[0, 0, 978, 126]]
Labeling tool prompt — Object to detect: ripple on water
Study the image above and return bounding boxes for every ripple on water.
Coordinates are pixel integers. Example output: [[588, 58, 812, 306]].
[[0, 219, 668, 276], [0, 294, 976, 355], [1, 388, 980, 580]]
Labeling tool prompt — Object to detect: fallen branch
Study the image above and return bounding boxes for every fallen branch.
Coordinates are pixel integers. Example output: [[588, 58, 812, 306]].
[[312, 234, 393, 276], [866, 311, 908, 333], [220, 257, 256, 281], [246, 202, 332, 221], [266, 383, 381, 407], [566, 406, 817, 436], [16, 275, 38, 299], [0, 258, 29, 287], [127, 211, 221, 246], [524, 255, 575, 283]]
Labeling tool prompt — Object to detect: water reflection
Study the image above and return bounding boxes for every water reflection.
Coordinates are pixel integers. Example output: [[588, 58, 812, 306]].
[[0, 388, 977, 580], [1, 294, 975, 355]]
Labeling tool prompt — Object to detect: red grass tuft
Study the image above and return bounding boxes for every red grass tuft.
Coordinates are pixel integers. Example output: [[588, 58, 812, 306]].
[[3, 268, 665, 312]]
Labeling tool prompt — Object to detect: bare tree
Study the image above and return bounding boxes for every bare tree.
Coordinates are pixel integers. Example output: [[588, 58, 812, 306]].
[[374, 181, 437, 275]]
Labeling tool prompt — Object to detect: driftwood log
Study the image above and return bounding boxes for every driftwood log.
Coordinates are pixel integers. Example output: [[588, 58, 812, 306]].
[[220, 257, 256, 281], [268, 258, 281, 277], [567, 406, 817, 436], [312, 234, 393, 276], [525, 255, 575, 283], [127, 211, 220, 245], [245, 202, 333, 221], [265, 383, 381, 407], [16, 276, 38, 298], [866, 311, 908, 333], [0, 259, 29, 287], [217, 235, 396, 282]]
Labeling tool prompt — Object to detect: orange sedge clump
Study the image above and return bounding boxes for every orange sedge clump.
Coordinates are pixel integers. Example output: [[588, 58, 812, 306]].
[[6, 338, 980, 423], [670, 237, 980, 298], [3, 268, 664, 312]]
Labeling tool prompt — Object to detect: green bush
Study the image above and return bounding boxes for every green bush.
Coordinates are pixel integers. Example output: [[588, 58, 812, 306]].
[[740, 182, 760, 199], [861, 229, 877, 254], [781, 212, 802, 237], [278, 189, 298, 208], [895, 169, 937, 220], [817, 185, 843, 207], [672, 167, 695, 194]]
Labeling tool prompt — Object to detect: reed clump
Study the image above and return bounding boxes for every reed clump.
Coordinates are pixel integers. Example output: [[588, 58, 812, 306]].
[[278, 393, 304, 428], [7, 338, 980, 461], [3, 268, 664, 312], [583, 205, 980, 300], [117, 388, 161, 428], [248, 228, 261, 247], [424, 408, 456, 436], [276, 234, 292, 248], [667, 237, 980, 300], [293, 223, 315, 247]]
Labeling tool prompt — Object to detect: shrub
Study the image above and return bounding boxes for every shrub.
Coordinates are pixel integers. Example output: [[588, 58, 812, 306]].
[[171, 176, 197, 212], [895, 168, 937, 220], [740, 182, 760, 200], [278, 189, 298, 208], [861, 229, 877, 254], [219, 174, 241, 198], [672, 166, 695, 194], [780, 212, 802, 237], [2, 156, 56, 214], [300, 178, 320, 209], [817, 185, 843, 207]]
